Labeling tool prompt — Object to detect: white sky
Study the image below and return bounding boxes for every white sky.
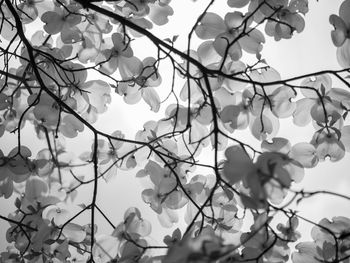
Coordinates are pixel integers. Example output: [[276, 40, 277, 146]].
[[1, 0, 350, 260]]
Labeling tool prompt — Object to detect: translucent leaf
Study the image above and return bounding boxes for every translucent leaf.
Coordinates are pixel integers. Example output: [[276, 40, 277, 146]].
[[93, 235, 120, 263], [95, 51, 119, 75], [316, 216, 350, 237], [329, 15, 347, 47], [60, 114, 84, 138], [127, 17, 153, 38], [195, 13, 226, 39], [311, 130, 345, 162], [0, 16, 18, 41], [290, 142, 318, 168], [250, 113, 279, 141], [158, 208, 178, 228], [119, 241, 143, 261], [239, 28, 265, 54], [84, 80, 111, 113], [148, 2, 174, 26], [214, 33, 242, 60], [328, 87, 350, 106], [124, 207, 152, 237], [41, 11, 64, 34], [261, 137, 291, 154], [62, 223, 86, 243], [337, 39, 350, 68], [61, 25, 82, 44], [227, 0, 250, 8], [300, 74, 332, 98], [249, 67, 281, 92], [289, 0, 309, 14], [163, 228, 182, 246], [0, 177, 13, 199], [197, 41, 221, 66], [341, 125, 350, 152], [8, 146, 32, 179], [142, 87, 161, 112], [221, 105, 249, 130], [117, 83, 142, 105], [42, 203, 71, 226], [222, 60, 248, 92], [223, 145, 254, 184], [25, 177, 49, 203], [142, 188, 162, 213], [339, 0, 350, 26], [118, 56, 143, 79], [30, 31, 53, 47], [293, 98, 314, 126], [271, 86, 297, 118], [224, 11, 244, 28]]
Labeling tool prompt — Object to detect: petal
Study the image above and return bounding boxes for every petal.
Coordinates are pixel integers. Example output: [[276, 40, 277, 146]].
[[61, 25, 82, 44], [239, 28, 265, 54], [25, 177, 49, 203], [271, 86, 296, 118], [214, 33, 242, 60], [329, 15, 347, 47], [341, 125, 350, 152], [84, 80, 111, 114], [62, 223, 86, 243], [93, 235, 120, 262], [339, 0, 350, 27], [293, 98, 314, 126], [197, 41, 221, 66], [195, 13, 226, 39], [312, 131, 345, 162], [221, 105, 249, 130], [224, 12, 244, 28], [337, 39, 350, 68], [261, 137, 291, 154], [292, 242, 320, 263], [300, 74, 332, 98], [290, 142, 319, 168], [118, 56, 143, 79], [148, 2, 174, 26], [60, 114, 84, 138], [42, 204, 71, 226], [41, 11, 63, 34], [223, 145, 254, 184], [142, 87, 161, 112], [250, 113, 279, 141], [227, 0, 250, 8], [158, 208, 178, 228]]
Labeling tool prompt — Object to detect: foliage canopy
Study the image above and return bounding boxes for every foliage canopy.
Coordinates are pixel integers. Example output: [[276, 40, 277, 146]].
[[1, 0, 350, 262]]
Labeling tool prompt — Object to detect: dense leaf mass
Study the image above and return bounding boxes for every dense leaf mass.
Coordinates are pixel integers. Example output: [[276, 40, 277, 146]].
[[0, 0, 350, 262]]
